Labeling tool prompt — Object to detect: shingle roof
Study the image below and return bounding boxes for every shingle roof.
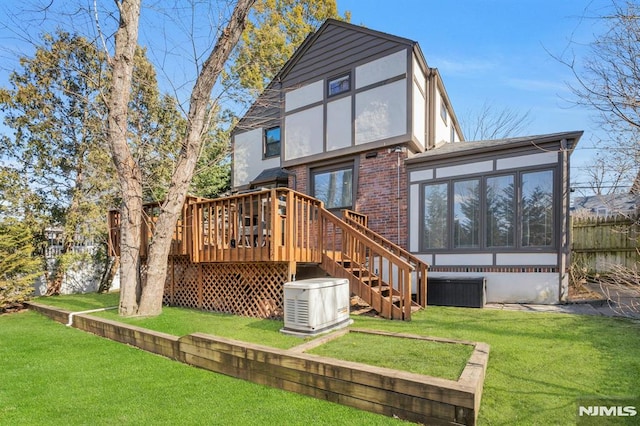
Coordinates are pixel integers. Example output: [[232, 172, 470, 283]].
[[406, 131, 583, 164], [250, 167, 290, 185]]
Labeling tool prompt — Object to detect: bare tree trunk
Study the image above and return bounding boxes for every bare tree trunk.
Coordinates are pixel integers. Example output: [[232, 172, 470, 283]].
[[138, 0, 256, 316], [106, 0, 255, 317], [106, 0, 142, 316]]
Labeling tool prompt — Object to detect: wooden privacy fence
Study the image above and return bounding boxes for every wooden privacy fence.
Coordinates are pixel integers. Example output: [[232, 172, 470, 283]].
[[571, 214, 639, 274]]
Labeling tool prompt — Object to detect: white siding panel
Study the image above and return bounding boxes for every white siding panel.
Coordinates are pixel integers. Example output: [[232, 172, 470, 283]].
[[356, 50, 406, 89], [284, 106, 324, 160], [355, 79, 406, 144], [285, 80, 323, 112], [485, 273, 559, 303], [409, 169, 433, 182], [412, 80, 425, 147], [496, 253, 558, 265], [436, 161, 493, 178], [326, 97, 352, 151], [434, 253, 492, 265], [496, 151, 558, 170], [233, 129, 277, 188], [413, 56, 426, 93], [415, 253, 433, 265], [409, 184, 420, 251], [435, 89, 449, 144]]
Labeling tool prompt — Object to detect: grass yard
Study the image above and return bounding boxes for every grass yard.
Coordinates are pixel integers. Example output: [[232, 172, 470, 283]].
[[0, 310, 401, 426], [18, 293, 640, 425], [307, 331, 474, 380]]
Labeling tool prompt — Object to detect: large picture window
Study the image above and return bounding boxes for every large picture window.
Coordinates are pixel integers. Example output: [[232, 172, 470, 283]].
[[421, 168, 555, 251], [312, 165, 354, 210]]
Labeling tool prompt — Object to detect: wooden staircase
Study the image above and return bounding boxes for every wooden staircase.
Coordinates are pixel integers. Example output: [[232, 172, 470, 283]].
[[318, 208, 427, 320]]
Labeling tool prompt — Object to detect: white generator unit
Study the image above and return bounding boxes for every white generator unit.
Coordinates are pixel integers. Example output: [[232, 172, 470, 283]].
[[281, 278, 352, 336]]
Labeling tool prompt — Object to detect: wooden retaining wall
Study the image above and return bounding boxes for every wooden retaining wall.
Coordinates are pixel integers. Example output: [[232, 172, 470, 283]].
[[27, 302, 489, 425]]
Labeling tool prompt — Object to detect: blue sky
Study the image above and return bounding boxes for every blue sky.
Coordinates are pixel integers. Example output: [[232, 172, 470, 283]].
[[0, 0, 617, 191], [338, 0, 614, 190]]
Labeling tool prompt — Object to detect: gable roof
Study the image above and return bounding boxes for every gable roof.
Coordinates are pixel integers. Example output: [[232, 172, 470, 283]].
[[406, 131, 584, 164], [274, 18, 418, 84]]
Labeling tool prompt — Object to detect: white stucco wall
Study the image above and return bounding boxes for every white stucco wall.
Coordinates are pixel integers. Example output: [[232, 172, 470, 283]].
[[284, 105, 324, 160], [412, 57, 426, 148], [233, 129, 280, 188], [426, 271, 561, 305], [326, 97, 352, 151], [285, 80, 323, 112], [434, 88, 450, 145], [355, 50, 406, 89], [355, 79, 406, 144]]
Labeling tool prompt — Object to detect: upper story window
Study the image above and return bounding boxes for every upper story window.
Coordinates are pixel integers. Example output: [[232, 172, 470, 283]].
[[328, 74, 350, 97], [264, 127, 280, 158], [440, 99, 448, 123]]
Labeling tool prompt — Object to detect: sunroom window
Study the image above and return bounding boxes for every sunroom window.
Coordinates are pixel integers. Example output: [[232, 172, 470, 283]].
[[521, 170, 554, 247]]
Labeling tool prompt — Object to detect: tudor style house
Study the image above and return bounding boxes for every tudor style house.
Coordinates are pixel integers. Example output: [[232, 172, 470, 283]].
[[231, 19, 582, 305]]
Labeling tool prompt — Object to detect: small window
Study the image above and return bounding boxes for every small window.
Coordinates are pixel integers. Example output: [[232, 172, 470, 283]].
[[328, 74, 350, 97], [264, 127, 280, 158], [440, 99, 448, 123]]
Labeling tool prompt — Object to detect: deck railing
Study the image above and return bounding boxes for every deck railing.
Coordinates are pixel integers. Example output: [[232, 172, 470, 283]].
[[108, 189, 323, 264]]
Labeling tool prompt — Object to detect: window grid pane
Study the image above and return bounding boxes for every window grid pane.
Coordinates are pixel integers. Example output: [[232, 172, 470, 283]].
[[521, 170, 554, 247], [486, 175, 515, 247], [453, 179, 480, 248], [423, 183, 448, 249]]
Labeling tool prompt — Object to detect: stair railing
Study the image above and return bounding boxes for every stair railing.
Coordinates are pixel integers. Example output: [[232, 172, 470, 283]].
[[342, 210, 428, 308], [320, 208, 415, 320]]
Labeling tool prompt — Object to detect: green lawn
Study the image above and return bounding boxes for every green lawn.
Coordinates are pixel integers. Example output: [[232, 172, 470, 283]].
[[16, 293, 640, 425], [0, 310, 401, 425], [307, 331, 473, 380]]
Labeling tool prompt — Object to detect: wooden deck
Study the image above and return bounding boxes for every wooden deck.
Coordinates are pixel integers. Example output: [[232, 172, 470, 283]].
[[108, 188, 428, 320]]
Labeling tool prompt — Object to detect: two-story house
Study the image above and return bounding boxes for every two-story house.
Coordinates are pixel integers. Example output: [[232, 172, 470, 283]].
[[231, 19, 582, 305]]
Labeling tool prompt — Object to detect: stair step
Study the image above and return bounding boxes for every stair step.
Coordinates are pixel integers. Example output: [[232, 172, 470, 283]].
[[371, 285, 390, 293]]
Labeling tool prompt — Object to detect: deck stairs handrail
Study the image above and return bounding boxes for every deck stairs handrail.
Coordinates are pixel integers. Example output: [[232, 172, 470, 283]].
[[318, 207, 418, 320], [341, 209, 428, 308]]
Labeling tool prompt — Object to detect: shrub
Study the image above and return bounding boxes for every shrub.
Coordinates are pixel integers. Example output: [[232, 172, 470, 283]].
[[0, 220, 42, 312]]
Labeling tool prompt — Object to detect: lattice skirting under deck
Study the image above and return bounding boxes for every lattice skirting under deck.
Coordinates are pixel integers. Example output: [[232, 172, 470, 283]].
[[163, 256, 288, 318]]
